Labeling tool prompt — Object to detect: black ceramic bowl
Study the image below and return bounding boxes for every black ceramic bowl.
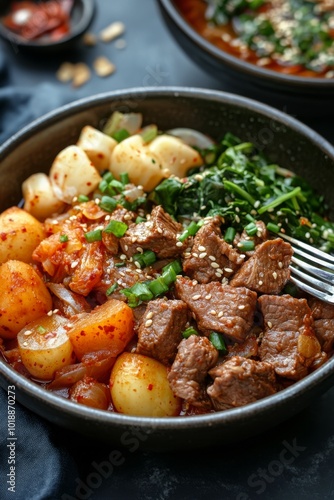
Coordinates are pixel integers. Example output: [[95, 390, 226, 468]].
[[158, 0, 334, 118], [1, 87, 334, 451], [0, 0, 95, 53]]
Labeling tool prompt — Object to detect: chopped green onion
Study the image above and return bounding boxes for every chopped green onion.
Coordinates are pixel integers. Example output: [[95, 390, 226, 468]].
[[238, 240, 255, 252], [266, 222, 280, 233], [106, 283, 118, 296], [120, 172, 130, 185], [59, 234, 68, 243], [133, 250, 157, 268], [209, 332, 227, 353], [104, 220, 128, 238], [112, 129, 130, 142], [121, 282, 153, 307], [77, 194, 90, 203], [85, 229, 103, 242], [224, 227, 236, 243], [141, 124, 158, 143], [244, 222, 257, 236], [178, 221, 201, 242], [109, 179, 124, 192], [162, 259, 183, 276], [99, 195, 118, 212], [148, 277, 169, 296], [102, 172, 114, 183], [182, 326, 198, 338], [161, 266, 177, 286], [115, 262, 125, 268], [37, 326, 47, 335], [136, 216, 146, 224]]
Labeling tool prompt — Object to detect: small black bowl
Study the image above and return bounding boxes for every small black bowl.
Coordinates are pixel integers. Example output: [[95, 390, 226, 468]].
[[0, 87, 334, 451], [0, 0, 95, 53], [158, 0, 334, 117]]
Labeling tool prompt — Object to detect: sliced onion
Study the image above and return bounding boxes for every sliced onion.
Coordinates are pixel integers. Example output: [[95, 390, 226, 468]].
[[103, 111, 143, 136], [167, 128, 215, 149], [47, 283, 91, 315]]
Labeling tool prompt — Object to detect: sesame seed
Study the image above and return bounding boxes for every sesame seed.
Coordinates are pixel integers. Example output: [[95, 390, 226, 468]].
[[184, 252, 191, 258], [208, 255, 216, 261], [272, 272, 277, 280], [176, 241, 183, 247], [131, 237, 137, 243], [105, 215, 111, 221], [192, 253, 199, 258], [51, 219, 59, 225], [211, 262, 219, 268], [215, 271, 223, 278], [199, 252, 207, 258], [124, 244, 129, 251], [69, 215, 77, 221], [146, 311, 153, 319], [157, 227, 163, 234], [124, 213, 132, 220], [47, 310, 53, 316], [95, 198, 100, 205], [210, 310, 217, 316], [254, 200, 261, 208], [218, 311, 224, 318], [238, 305, 245, 310], [120, 254, 127, 260], [24, 330, 32, 336], [258, 280, 263, 286], [205, 294, 212, 300], [192, 294, 201, 300], [134, 261, 141, 269], [71, 261, 79, 269], [198, 245, 206, 252], [224, 268, 233, 273], [235, 215, 240, 223], [22, 342, 28, 347], [136, 247, 144, 253], [192, 280, 198, 285], [145, 319, 153, 327], [267, 321, 273, 328]]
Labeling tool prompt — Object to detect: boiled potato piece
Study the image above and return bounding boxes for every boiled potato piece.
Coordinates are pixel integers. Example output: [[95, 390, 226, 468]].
[[0, 207, 46, 264], [109, 135, 164, 192], [110, 352, 181, 417], [22, 173, 65, 221], [77, 125, 118, 172], [149, 134, 203, 178], [0, 260, 53, 339], [17, 314, 75, 380], [68, 299, 134, 360], [50, 145, 102, 203]]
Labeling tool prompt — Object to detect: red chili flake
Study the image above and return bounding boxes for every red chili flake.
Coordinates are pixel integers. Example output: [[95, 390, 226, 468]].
[[147, 384, 153, 391]]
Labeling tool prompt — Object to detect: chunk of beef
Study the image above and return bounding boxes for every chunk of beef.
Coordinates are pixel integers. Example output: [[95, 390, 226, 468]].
[[167, 335, 218, 410], [175, 277, 257, 343], [226, 334, 259, 359], [136, 299, 190, 365], [230, 238, 293, 294], [183, 216, 244, 283], [120, 205, 185, 258], [309, 297, 334, 353], [207, 356, 277, 410], [258, 295, 321, 380], [234, 221, 269, 257]]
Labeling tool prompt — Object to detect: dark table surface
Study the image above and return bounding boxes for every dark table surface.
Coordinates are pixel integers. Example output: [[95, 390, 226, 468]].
[[0, 1, 334, 499]]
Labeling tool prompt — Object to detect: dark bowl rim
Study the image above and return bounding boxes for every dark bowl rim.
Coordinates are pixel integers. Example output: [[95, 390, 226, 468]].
[[158, 0, 334, 90], [0, 0, 95, 48], [1, 85, 334, 431]]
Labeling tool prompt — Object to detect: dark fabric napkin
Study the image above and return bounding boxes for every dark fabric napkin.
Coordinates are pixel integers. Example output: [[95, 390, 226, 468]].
[[0, 50, 75, 146]]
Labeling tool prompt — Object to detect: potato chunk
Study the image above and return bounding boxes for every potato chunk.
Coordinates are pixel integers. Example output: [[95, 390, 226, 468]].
[[77, 125, 118, 172], [0, 260, 53, 339], [0, 207, 46, 264], [22, 173, 65, 221], [50, 145, 102, 203], [109, 135, 164, 192], [17, 314, 75, 380], [110, 352, 181, 417], [67, 299, 134, 360]]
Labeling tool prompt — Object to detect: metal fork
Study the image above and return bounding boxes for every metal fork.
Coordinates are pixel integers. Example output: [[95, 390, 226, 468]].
[[279, 233, 334, 304]]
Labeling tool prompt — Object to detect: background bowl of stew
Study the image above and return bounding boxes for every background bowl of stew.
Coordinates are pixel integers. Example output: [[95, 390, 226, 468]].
[[1, 87, 334, 451], [158, 0, 334, 118]]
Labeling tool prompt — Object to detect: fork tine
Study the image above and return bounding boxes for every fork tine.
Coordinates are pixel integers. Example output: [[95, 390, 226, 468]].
[[291, 256, 334, 284], [291, 247, 334, 272], [290, 265, 334, 294], [279, 232, 334, 264], [290, 275, 334, 304]]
